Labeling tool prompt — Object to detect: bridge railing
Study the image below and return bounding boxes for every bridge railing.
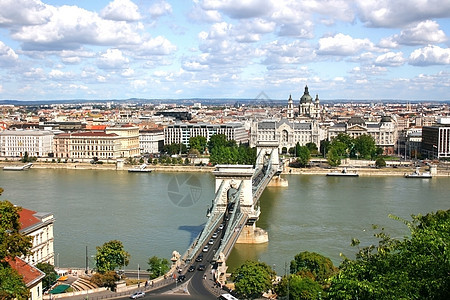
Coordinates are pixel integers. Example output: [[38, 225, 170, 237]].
[[186, 181, 226, 261]]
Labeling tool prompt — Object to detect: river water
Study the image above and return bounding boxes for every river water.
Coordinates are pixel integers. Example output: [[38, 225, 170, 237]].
[[0, 169, 448, 274]]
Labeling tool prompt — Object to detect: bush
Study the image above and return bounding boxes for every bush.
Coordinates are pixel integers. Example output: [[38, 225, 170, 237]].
[[375, 157, 386, 168]]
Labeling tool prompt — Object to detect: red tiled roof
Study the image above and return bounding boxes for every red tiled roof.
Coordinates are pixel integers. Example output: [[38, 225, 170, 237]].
[[19, 208, 40, 231], [71, 132, 118, 137], [7, 257, 45, 287]]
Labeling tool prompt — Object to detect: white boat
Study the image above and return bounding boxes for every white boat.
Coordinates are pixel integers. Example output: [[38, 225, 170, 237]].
[[326, 167, 359, 177], [128, 163, 153, 173], [404, 167, 432, 178], [3, 163, 33, 171]]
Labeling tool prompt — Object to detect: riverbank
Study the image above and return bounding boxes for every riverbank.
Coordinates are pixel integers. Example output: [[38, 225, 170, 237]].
[[1, 161, 450, 176]]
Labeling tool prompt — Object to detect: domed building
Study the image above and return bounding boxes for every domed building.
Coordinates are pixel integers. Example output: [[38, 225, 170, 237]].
[[298, 85, 320, 119]]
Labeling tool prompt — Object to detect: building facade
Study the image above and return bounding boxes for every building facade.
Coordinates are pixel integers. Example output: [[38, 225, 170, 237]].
[[164, 123, 248, 146], [8, 257, 45, 300], [0, 130, 54, 157], [250, 119, 324, 153], [19, 208, 55, 266], [422, 118, 450, 159], [328, 116, 398, 154], [139, 128, 164, 154], [105, 125, 140, 158], [54, 132, 122, 161]]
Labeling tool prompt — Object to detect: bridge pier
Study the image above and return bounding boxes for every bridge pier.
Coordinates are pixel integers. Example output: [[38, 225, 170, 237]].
[[236, 223, 268, 244]]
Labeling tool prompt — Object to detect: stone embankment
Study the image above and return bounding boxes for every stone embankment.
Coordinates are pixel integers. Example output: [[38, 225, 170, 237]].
[[1, 161, 450, 176]]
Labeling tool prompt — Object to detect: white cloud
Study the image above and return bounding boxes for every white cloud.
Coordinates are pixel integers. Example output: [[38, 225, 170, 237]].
[[317, 33, 374, 56], [135, 36, 177, 56], [100, 0, 142, 21], [132, 79, 147, 89], [356, 0, 450, 28], [393, 20, 447, 46], [201, 0, 273, 19], [11, 5, 143, 51], [0, 41, 19, 67], [409, 45, 450, 66], [375, 52, 406, 66], [121, 68, 134, 77], [0, 0, 52, 27], [97, 48, 129, 69], [48, 69, 74, 79], [148, 1, 172, 19]]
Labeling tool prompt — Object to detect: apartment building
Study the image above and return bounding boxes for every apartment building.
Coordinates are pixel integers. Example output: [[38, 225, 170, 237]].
[[0, 130, 54, 157], [139, 128, 164, 154], [164, 123, 248, 146], [19, 208, 55, 266], [54, 131, 122, 161], [422, 118, 450, 159], [105, 125, 140, 158]]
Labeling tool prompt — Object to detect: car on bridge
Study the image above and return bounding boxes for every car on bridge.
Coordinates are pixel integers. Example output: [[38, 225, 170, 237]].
[[129, 291, 145, 299], [208, 238, 214, 245], [218, 223, 224, 230], [212, 232, 218, 238], [203, 245, 209, 252], [195, 254, 203, 262], [188, 265, 196, 272], [197, 264, 206, 271]]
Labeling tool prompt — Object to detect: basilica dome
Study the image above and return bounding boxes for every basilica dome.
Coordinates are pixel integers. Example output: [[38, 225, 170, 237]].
[[300, 85, 313, 104]]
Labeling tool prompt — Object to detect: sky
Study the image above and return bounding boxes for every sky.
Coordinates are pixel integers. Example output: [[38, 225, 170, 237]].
[[0, 0, 449, 102]]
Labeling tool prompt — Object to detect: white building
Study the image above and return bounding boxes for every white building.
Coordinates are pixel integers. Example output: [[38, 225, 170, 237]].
[[250, 119, 325, 153], [164, 123, 248, 146], [19, 208, 55, 266], [139, 128, 164, 154], [0, 130, 54, 157]]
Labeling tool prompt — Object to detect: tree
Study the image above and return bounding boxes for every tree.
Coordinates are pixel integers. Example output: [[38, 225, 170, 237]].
[[305, 142, 319, 155], [0, 189, 33, 299], [189, 136, 207, 154], [375, 157, 386, 168], [327, 209, 450, 300], [296, 146, 311, 167], [207, 134, 229, 152], [21, 151, 29, 163], [232, 260, 276, 299], [320, 140, 331, 158], [327, 148, 341, 167], [290, 251, 337, 283], [90, 271, 120, 289], [146, 256, 170, 279], [276, 274, 323, 300], [95, 240, 130, 274], [36, 262, 58, 290], [354, 134, 377, 159]]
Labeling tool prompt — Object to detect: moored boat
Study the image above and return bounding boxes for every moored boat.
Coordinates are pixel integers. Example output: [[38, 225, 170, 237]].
[[326, 167, 359, 177], [128, 163, 153, 173], [404, 167, 432, 178], [2, 163, 33, 171]]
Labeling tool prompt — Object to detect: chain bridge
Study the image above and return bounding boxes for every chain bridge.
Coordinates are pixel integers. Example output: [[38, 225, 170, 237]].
[[182, 141, 284, 285]]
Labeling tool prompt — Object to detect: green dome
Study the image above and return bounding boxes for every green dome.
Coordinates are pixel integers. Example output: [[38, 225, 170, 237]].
[[300, 85, 312, 104]]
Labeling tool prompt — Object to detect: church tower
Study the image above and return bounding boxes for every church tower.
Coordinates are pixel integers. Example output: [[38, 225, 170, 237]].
[[287, 94, 294, 119]]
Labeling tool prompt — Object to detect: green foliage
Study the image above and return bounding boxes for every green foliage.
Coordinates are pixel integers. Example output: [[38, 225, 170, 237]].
[[146, 256, 170, 279], [189, 136, 207, 154], [290, 251, 338, 283], [0, 191, 33, 299], [327, 148, 341, 167], [327, 209, 450, 300], [232, 260, 276, 299], [320, 139, 331, 157], [276, 274, 323, 300], [0, 263, 30, 299], [90, 271, 120, 288], [95, 240, 130, 274], [375, 157, 386, 168], [296, 146, 311, 167], [163, 143, 187, 155], [36, 262, 58, 290], [208, 134, 256, 165], [305, 142, 319, 155], [354, 134, 377, 159]]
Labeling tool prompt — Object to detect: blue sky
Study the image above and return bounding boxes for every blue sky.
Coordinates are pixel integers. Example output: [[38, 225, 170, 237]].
[[0, 0, 449, 101]]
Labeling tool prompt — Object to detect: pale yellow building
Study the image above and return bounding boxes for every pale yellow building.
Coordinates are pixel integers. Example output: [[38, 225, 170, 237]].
[[106, 125, 140, 158]]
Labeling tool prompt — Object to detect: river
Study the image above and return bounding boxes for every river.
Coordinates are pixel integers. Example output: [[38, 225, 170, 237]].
[[1, 169, 448, 274]]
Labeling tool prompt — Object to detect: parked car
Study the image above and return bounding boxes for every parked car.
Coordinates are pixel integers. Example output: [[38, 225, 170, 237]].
[[188, 265, 196, 272], [177, 275, 186, 282], [218, 223, 224, 230], [130, 291, 145, 299], [212, 232, 218, 239]]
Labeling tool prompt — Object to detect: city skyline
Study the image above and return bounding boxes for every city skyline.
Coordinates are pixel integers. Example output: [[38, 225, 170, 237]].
[[0, 0, 449, 101]]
